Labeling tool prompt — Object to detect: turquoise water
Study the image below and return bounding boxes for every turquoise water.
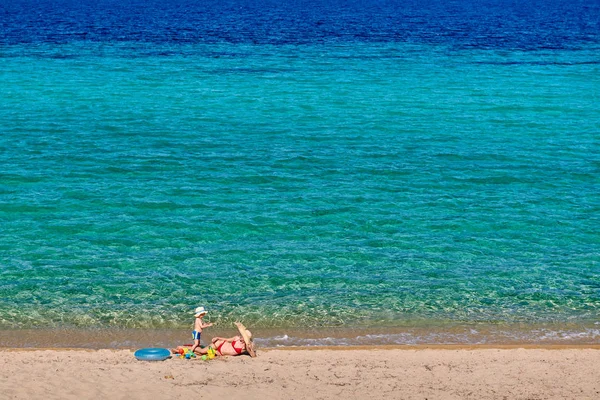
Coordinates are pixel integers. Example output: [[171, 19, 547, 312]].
[[1, 39, 599, 343]]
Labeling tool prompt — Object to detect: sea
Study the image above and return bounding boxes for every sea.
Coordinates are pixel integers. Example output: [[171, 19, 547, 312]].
[[1, 0, 599, 348]]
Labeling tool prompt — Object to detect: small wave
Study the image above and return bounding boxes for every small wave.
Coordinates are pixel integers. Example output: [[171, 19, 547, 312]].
[[254, 328, 600, 347], [474, 60, 600, 66]]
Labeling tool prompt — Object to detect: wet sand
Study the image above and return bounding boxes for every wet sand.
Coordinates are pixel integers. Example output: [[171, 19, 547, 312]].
[[2, 347, 599, 399], [2, 323, 599, 349]]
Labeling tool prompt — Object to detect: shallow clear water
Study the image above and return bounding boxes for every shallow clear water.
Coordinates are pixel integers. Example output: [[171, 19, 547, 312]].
[[0, 0, 599, 345]]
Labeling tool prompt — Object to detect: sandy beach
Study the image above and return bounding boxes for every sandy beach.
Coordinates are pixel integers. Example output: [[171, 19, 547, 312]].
[[2, 347, 599, 399]]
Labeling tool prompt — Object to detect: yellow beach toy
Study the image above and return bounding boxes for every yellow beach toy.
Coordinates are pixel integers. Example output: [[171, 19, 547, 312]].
[[207, 346, 216, 359]]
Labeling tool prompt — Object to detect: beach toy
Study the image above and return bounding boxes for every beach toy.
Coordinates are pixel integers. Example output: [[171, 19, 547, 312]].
[[207, 347, 216, 359], [201, 355, 208, 361], [134, 348, 171, 361], [178, 348, 196, 360]]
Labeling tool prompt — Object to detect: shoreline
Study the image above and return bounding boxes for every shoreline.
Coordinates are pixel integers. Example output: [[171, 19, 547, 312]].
[[2, 323, 599, 349], [3, 343, 600, 351]]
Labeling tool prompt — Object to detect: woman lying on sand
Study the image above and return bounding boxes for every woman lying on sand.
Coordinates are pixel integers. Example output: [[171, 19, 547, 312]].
[[173, 322, 256, 357]]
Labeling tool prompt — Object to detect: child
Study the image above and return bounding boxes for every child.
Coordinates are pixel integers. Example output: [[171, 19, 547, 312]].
[[190, 306, 213, 353]]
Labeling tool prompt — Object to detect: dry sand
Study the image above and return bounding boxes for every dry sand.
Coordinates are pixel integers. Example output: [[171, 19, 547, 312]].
[[1, 347, 599, 399]]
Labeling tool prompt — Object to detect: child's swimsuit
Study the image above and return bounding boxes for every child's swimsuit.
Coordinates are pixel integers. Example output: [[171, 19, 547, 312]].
[[192, 330, 201, 341]]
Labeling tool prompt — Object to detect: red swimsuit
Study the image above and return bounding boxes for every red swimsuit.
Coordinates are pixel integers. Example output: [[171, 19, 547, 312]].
[[216, 339, 244, 355]]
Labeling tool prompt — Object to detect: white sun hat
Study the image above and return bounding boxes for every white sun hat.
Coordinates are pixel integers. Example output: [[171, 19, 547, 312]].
[[194, 306, 208, 317]]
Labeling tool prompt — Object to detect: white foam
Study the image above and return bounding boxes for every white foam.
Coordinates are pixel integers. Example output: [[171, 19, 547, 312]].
[[254, 328, 600, 347]]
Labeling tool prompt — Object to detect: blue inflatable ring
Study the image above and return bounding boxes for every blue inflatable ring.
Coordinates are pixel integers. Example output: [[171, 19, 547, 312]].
[[134, 348, 171, 361]]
